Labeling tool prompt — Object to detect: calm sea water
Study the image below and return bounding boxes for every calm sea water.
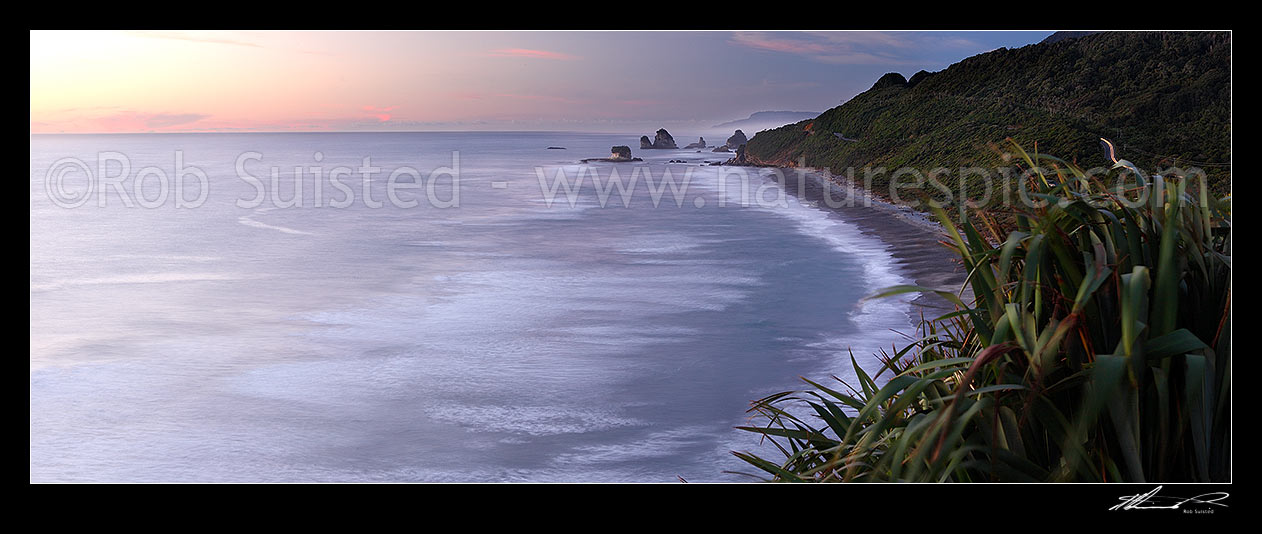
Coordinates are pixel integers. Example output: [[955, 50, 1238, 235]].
[[29, 132, 914, 482]]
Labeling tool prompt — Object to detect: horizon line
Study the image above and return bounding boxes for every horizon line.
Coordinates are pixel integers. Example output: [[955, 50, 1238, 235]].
[[29, 127, 765, 137]]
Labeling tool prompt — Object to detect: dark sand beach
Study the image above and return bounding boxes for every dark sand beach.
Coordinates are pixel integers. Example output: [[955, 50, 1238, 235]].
[[764, 167, 968, 317]]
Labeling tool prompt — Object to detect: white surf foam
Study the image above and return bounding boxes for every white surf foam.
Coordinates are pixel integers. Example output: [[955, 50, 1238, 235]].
[[237, 210, 313, 235], [705, 167, 919, 374]]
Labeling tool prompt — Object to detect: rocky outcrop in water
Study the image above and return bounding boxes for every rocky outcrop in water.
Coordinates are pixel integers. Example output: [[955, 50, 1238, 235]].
[[718, 143, 751, 166], [724, 129, 747, 150], [683, 137, 706, 149], [581, 146, 642, 163], [640, 128, 678, 149]]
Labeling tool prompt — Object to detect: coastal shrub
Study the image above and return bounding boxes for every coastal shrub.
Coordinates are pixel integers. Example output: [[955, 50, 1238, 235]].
[[733, 141, 1231, 482], [743, 32, 1231, 198]]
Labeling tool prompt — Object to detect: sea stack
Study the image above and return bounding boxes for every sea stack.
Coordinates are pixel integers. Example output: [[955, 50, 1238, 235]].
[[725, 130, 747, 150], [641, 128, 678, 149], [653, 128, 677, 149], [684, 137, 707, 149]]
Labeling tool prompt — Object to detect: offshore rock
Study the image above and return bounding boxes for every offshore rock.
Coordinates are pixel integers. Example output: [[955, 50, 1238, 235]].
[[581, 145, 643, 163], [647, 128, 677, 149]]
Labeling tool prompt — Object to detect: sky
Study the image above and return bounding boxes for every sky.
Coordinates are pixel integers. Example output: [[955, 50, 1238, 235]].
[[30, 30, 1054, 134]]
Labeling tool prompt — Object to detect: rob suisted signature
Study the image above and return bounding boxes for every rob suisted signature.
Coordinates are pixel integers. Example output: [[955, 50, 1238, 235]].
[[1110, 486, 1229, 511]]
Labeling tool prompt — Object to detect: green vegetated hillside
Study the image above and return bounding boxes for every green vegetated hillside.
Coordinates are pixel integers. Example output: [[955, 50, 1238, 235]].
[[745, 31, 1231, 203]]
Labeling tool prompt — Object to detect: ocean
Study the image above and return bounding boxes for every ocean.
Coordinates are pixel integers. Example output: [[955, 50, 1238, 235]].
[[29, 131, 917, 482]]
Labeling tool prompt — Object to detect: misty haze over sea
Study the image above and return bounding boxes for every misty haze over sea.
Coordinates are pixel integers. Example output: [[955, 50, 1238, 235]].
[[30, 132, 917, 482]]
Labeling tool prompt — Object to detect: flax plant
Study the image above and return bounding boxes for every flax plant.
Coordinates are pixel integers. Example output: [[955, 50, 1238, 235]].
[[734, 141, 1231, 482]]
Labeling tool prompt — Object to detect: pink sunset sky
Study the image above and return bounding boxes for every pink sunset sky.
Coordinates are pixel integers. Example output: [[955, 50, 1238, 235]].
[[30, 30, 1053, 134]]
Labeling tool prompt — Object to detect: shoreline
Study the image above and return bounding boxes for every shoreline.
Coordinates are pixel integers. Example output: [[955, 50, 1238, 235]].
[[759, 165, 967, 319]]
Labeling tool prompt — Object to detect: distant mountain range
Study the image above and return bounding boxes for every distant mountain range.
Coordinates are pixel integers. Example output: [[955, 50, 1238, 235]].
[[713, 111, 820, 132], [744, 31, 1230, 196]]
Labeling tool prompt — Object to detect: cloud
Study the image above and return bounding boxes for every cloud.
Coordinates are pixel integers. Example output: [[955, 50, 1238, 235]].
[[729, 31, 980, 65], [31, 111, 212, 133], [445, 92, 584, 104], [145, 113, 211, 128], [362, 105, 397, 121], [492, 93, 581, 103], [86, 111, 210, 131], [730, 33, 835, 55], [125, 31, 333, 56], [729, 32, 902, 64], [127, 30, 264, 49], [613, 99, 662, 107], [485, 48, 579, 61]]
